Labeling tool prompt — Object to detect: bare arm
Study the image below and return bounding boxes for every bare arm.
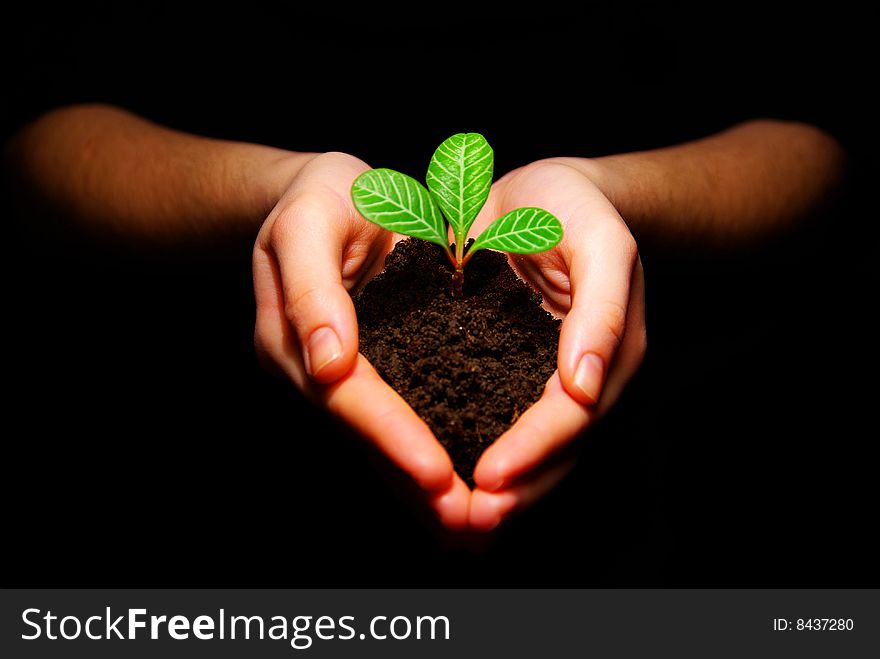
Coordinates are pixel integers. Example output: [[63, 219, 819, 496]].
[[7, 110, 843, 247], [2, 105, 848, 532], [5, 104, 314, 243], [539, 119, 846, 247]]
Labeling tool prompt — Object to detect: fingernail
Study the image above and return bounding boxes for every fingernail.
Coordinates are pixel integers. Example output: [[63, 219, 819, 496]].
[[574, 352, 604, 404], [306, 327, 342, 377], [483, 475, 506, 492], [480, 460, 507, 492]]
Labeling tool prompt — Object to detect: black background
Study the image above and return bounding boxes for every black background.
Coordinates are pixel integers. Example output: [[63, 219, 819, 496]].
[[2, 4, 876, 585]]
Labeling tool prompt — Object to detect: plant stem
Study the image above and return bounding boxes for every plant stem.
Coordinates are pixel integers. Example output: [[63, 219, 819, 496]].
[[444, 245, 458, 269], [459, 249, 475, 269], [452, 263, 464, 298], [450, 236, 470, 298], [445, 244, 464, 297], [455, 234, 465, 265]]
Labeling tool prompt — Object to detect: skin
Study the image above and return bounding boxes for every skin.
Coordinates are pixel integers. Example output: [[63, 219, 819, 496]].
[[6, 106, 845, 533]]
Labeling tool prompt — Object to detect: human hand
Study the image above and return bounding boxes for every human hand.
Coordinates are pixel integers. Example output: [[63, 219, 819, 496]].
[[468, 159, 647, 531], [252, 152, 471, 531]]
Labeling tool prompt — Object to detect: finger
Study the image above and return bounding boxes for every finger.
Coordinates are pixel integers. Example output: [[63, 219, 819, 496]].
[[473, 372, 591, 491], [558, 221, 638, 405], [470, 457, 575, 532], [269, 191, 360, 384], [428, 474, 472, 532], [598, 258, 647, 415], [373, 450, 470, 533], [323, 355, 454, 493]]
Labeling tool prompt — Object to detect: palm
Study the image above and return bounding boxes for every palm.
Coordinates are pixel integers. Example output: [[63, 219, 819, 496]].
[[467, 161, 646, 530]]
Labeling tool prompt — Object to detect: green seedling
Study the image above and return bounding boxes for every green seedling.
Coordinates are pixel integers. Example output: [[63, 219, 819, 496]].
[[351, 133, 563, 295]]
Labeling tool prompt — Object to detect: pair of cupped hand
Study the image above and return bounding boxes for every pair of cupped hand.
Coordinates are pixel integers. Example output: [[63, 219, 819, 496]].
[[253, 152, 646, 533]]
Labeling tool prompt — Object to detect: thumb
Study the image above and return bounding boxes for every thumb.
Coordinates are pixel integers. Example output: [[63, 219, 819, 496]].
[[558, 226, 638, 405], [268, 191, 360, 383]]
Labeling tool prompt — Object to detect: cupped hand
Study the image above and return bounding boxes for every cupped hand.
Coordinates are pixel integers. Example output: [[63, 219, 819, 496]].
[[252, 152, 471, 531], [469, 159, 647, 531]]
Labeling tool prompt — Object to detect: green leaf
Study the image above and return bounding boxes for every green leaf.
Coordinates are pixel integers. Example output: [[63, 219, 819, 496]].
[[351, 168, 449, 248], [426, 133, 494, 244], [470, 207, 564, 255]]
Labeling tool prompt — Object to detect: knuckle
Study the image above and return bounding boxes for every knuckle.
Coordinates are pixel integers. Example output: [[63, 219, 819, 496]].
[[620, 232, 639, 262], [268, 210, 295, 250], [517, 160, 578, 189], [594, 299, 628, 347], [268, 191, 340, 249], [499, 161, 577, 209], [522, 159, 571, 178], [600, 222, 637, 262], [322, 151, 367, 169], [308, 152, 371, 188], [284, 284, 326, 327]]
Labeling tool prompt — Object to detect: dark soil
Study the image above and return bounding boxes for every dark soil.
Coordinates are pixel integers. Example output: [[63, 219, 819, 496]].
[[354, 239, 560, 485]]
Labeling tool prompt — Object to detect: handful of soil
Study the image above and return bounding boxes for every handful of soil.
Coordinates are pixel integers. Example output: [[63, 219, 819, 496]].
[[354, 239, 560, 485]]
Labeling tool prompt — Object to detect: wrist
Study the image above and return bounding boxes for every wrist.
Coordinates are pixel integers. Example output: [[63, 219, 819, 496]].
[[250, 149, 318, 217], [538, 156, 620, 202], [542, 155, 664, 230]]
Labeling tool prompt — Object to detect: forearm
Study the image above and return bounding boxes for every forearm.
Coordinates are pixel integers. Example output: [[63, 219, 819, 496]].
[[551, 120, 846, 246], [5, 104, 315, 242]]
